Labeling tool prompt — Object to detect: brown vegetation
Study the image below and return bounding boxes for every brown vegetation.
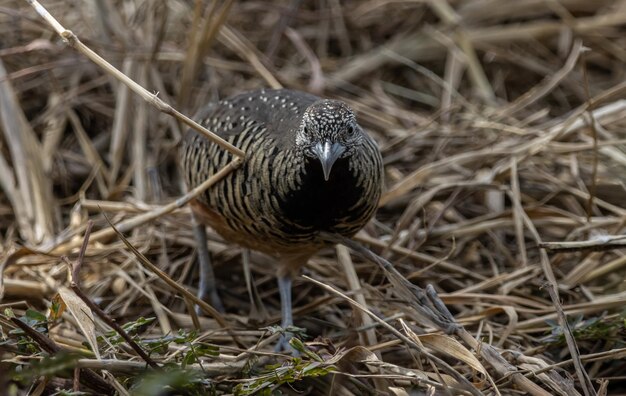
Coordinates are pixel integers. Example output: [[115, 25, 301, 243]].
[[1, 0, 626, 394]]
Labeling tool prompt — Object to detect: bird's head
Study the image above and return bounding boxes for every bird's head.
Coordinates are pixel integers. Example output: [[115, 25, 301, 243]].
[[296, 100, 365, 181]]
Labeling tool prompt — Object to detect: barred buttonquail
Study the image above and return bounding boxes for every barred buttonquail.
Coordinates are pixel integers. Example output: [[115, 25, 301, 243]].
[[181, 89, 383, 348]]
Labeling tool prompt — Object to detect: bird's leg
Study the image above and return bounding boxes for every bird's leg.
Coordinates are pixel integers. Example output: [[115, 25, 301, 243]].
[[275, 273, 294, 352], [192, 213, 225, 313], [278, 274, 293, 328]]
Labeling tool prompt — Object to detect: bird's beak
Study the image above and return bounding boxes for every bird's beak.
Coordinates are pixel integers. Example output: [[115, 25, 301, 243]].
[[313, 140, 345, 181]]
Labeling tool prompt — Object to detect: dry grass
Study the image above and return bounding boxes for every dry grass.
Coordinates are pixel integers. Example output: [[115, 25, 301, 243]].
[[1, 0, 626, 394]]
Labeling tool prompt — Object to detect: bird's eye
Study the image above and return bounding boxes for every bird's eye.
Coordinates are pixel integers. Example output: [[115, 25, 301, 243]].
[[346, 125, 355, 136]]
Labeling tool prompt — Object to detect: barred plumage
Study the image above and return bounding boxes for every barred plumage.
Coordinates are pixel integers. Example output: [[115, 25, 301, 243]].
[[181, 88, 383, 349]]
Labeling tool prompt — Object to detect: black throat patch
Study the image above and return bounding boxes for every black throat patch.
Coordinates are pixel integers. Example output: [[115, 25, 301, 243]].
[[278, 156, 364, 233]]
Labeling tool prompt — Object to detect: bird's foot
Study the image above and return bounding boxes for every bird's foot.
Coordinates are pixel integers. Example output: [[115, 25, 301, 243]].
[[272, 325, 308, 356], [274, 332, 300, 356]]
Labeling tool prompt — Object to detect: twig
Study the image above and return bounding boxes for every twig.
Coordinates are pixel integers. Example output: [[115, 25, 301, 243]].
[[9, 317, 115, 394], [513, 192, 595, 396], [178, 0, 234, 110], [332, 11, 626, 83], [581, 47, 599, 223], [102, 214, 246, 349], [220, 25, 282, 89], [24, 0, 245, 159], [428, 0, 495, 104], [49, 158, 242, 255], [539, 235, 626, 252], [73, 366, 80, 393], [265, 0, 302, 59], [498, 39, 583, 117], [543, 284, 594, 396], [322, 232, 576, 396], [65, 223, 159, 369], [302, 275, 483, 396], [71, 220, 93, 284], [285, 27, 324, 93], [322, 232, 459, 333], [0, 58, 56, 244], [525, 347, 626, 377]]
